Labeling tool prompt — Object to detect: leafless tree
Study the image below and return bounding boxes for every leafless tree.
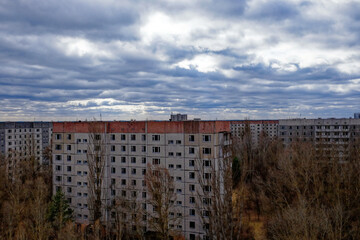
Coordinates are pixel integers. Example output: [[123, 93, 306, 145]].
[[86, 122, 105, 221], [144, 163, 181, 240], [86, 121, 107, 238], [258, 141, 360, 240], [193, 132, 254, 240], [109, 184, 146, 240]]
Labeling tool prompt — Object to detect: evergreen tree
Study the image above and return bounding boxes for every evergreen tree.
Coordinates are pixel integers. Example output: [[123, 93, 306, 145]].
[[48, 190, 73, 231]]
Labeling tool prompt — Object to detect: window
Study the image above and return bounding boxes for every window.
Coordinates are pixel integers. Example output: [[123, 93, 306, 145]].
[[55, 134, 62, 140], [55, 145, 62, 150], [55, 155, 62, 161], [95, 134, 101, 140], [131, 169, 136, 175], [168, 164, 174, 168], [176, 140, 181, 144], [152, 158, 160, 165], [131, 157, 136, 163], [121, 157, 126, 163], [67, 187, 72, 193], [176, 152, 181, 156], [67, 166, 71, 172], [189, 147, 195, 154], [176, 164, 182, 169], [67, 134, 71, 140], [131, 180, 136, 186], [142, 157, 147, 164], [111, 145, 115, 151], [67, 177, 72, 182], [56, 176, 62, 181], [131, 191, 137, 198], [189, 172, 195, 179], [203, 185, 211, 192], [55, 165, 61, 171], [131, 134, 136, 141], [67, 145, 71, 151], [121, 134, 126, 140], [203, 198, 211, 205], [142, 169, 146, 175], [189, 221, 195, 229], [203, 160, 211, 167], [142, 134, 146, 141], [204, 173, 211, 179], [189, 160, 194, 166], [189, 184, 195, 191], [142, 146, 146, 152], [152, 147, 160, 153], [176, 176, 182, 181], [203, 135, 211, 142], [152, 135, 160, 141], [111, 134, 115, 140], [111, 156, 116, 163], [121, 179, 126, 185], [121, 168, 126, 174], [111, 167, 116, 174], [189, 135, 195, 142], [142, 192, 147, 198], [189, 209, 195, 216], [168, 152, 174, 156], [189, 196, 195, 204], [131, 146, 136, 152], [121, 146, 126, 152], [202, 148, 211, 154], [168, 140, 174, 144]]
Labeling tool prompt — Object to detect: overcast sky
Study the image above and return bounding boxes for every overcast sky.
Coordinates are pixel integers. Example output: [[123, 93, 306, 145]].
[[0, 0, 359, 121]]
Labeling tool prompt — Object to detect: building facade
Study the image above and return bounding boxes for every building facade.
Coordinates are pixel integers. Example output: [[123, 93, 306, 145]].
[[52, 120, 230, 239], [0, 122, 52, 174], [278, 118, 360, 144], [230, 120, 279, 146]]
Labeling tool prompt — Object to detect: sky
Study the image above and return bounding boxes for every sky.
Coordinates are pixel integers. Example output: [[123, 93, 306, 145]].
[[0, 0, 359, 121]]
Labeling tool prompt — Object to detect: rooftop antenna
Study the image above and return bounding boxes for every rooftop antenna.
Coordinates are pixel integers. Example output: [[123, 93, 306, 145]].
[[100, 113, 102, 121]]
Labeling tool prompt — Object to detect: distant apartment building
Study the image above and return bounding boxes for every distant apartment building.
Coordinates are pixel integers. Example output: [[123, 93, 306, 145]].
[[52, 120, 230, 239], [230, 120, 279, 146], [0, 122, 52, 173], [278, 118, 360, 144], [170, 113, 188, 121], [278, 118, 360, 159]]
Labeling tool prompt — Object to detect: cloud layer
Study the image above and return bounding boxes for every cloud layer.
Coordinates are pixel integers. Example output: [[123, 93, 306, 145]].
[[0, 0, 359, 121]]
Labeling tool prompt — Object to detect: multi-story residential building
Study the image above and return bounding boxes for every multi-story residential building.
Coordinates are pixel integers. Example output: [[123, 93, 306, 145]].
[[52, 120, 230, 239], [230, 120, 279, 146], [0, 122, 52, 172], [278, 118, 360, 159], [278, 118, 360, 145]]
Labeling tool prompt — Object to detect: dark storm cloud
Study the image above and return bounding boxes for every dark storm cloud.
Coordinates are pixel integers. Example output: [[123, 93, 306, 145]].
[[0, 0, 359, 120], [0, 0, 140, 40]]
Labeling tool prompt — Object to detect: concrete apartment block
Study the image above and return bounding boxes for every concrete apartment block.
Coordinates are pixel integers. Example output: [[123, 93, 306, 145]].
[[52, 120, 230, 239], [230, 120, 279, 146], [278, 118, 360, 145], [0, 122, 52, 173]]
